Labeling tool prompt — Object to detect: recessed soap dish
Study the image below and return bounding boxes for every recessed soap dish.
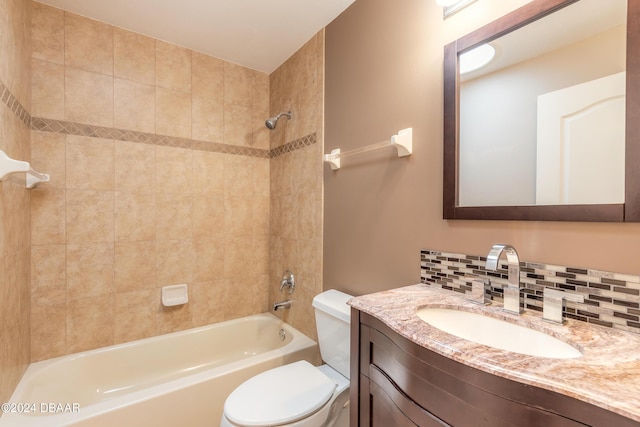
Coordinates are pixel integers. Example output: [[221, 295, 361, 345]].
[[162, 284, 189, 307]]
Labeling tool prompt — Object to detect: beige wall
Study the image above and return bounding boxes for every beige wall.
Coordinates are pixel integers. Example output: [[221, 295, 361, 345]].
[[29, 3, 271, 361], [324, 0, 640, 298], [0, 0, 31, 404], [269, 32, 324, 340]]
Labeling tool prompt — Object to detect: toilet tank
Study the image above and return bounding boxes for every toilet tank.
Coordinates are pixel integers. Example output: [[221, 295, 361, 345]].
[[312, 289, 352, 379]]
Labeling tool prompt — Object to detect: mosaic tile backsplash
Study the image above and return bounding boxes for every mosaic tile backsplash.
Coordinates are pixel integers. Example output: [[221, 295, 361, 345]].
[[421, 249, 640, 334]]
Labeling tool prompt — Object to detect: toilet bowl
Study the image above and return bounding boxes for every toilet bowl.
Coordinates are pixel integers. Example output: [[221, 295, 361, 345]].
[[220, 290, 352, 427]]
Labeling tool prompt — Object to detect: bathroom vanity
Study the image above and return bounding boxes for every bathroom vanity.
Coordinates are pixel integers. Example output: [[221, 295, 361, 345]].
[[349, 285, 640, 427]]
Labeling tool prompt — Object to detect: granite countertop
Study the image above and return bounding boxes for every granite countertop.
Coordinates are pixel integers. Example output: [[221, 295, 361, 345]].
[[348, 284, 640, 422]]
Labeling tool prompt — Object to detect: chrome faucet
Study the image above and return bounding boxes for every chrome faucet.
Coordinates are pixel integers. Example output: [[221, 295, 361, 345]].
[[273, 300, 292, 311], [485, 244, 522, 315], [280, 270, 295, 294]]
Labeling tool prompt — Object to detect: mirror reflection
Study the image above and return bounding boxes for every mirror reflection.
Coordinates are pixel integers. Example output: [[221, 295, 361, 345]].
[[458, 0, 627, 207]]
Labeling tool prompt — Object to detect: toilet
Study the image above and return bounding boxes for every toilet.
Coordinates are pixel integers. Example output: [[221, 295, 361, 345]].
[[220, 289, 352, 427]]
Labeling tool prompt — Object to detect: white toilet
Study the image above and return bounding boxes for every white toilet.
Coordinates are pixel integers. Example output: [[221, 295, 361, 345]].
[[220, 289, 352, 427]]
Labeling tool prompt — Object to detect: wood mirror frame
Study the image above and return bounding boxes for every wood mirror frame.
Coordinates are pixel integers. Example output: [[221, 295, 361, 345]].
[[443, 0, 640, 222]]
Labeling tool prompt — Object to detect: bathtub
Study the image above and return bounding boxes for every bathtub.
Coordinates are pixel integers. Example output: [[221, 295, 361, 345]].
[[0, 313, 318, 427]]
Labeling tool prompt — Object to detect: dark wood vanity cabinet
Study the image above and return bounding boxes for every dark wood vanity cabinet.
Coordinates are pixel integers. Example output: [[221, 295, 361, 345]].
[[350, 308, 640, 427]]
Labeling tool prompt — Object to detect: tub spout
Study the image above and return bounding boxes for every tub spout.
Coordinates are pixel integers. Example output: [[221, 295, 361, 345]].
[[273, 300, 292, 311]]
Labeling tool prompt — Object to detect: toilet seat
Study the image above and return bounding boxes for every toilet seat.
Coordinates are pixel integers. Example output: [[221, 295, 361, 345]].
[[224, 361, 337, 426]]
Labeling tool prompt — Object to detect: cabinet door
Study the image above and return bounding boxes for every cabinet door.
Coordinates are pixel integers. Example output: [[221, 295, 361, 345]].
[[367, 367, 450, 427]]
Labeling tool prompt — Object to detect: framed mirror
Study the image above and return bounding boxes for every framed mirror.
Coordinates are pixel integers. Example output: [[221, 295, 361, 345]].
[[443, 0, 640, 221]]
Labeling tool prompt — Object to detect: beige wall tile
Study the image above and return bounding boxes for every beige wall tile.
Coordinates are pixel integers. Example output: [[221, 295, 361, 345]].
[[67, 295, 115, 353], [251, 235, 269, 276], [114, 192, 156, 242], [113, 28, 155, 85], [192, 52, 223, 142], [2, 183, 29, 256], [31, 59, 64, 119], [224, 155, 253, 196], [223, 274, 268, 319], [31, 131, 65, 189], [156, 302, 192, 335], [115, 241, 156, 292], [114, 140, 156, 193], [30, 301, 66, 361], [0, 0, 30, 108], [251, 71, 270, 151], [267, 27, 324, 339], [156, 41, 191, 93], [4, 250, 30, 328], [66, 243, 114, 299], [190, 281, 225, 327], [156, 87, 191, 138], [156, 146, 193, 193], [66, 190, 114, 244], [253, 195, 270, 236], [223, 103, 252, 147], [193, 151, 224, 194], [156, 239, 194, 287], [31, 245, 66, 304], [64, 12, 113, 75], [114, 78, 155, 133], [115, 289, 157, 343], [252, 72, 270, 114], [31, 188, 66, 245], [296, 192, 317, 241], [192, 92, 224, 143], [156, 192, 192, 240], [252, 158, 270, 196], [193, 238, 224, 282], [224, 195, 253, 237], [251, 109, 270, 150], [223, 62, 251, 107], [66, 135, 114, 190], [32, 2, 64, 64], [223, 235, 252, 278], [192, 194, 224, 239], [65, 67, 114, 127]]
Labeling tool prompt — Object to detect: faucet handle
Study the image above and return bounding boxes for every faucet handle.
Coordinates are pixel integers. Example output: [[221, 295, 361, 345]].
[[543, 288, 584, 324], [469, 279, 491, 305], [279, 270, 295, 294]]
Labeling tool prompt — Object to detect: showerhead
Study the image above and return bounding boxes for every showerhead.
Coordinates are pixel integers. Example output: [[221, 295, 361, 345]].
[[265, 111, 292, 130]]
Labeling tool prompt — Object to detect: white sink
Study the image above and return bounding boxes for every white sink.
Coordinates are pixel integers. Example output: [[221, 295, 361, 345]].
[[416, 307, 582, 359]]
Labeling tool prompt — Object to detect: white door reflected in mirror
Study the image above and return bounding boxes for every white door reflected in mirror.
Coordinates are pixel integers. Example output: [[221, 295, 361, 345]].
[[536, 72, 625, 205]]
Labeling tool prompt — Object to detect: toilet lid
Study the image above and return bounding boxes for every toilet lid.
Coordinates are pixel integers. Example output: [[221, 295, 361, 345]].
[[224, 360, 336, 426]]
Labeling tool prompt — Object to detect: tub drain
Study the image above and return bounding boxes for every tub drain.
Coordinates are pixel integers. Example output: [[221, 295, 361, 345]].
[[279, 328, 286, 341]]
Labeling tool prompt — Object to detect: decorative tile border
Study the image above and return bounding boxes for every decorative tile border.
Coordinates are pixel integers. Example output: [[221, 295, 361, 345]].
[[0, 81, 31, 127], [421, 249, 640, 334], [1, 78, 316, 158], [269, 133, 317, 158], [31, 117, 275, 158]]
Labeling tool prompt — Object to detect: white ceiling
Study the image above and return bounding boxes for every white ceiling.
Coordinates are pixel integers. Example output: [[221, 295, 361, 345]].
[[36, 0, 356, 74]]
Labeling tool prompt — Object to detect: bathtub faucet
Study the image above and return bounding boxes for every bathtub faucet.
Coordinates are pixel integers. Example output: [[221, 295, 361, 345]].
[[280, 270, 295, 294], [273, 300, 292, 311]]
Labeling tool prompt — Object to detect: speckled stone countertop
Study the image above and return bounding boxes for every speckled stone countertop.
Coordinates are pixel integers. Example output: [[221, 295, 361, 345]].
[[349, 284, 640, 422]]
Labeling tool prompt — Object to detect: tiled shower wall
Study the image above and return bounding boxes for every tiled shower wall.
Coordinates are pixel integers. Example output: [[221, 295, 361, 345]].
[[269, 32, 325, 341], [0, 0, 31, 403], [421, 249, 640, 334], [29, 2, 273, 361]]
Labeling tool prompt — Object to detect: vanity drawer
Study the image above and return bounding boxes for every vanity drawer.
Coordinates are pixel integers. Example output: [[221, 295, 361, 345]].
[[365, 367, 450, 427]]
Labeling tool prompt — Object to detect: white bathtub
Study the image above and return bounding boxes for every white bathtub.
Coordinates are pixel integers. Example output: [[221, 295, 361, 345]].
[[0, 313, 318, 427]]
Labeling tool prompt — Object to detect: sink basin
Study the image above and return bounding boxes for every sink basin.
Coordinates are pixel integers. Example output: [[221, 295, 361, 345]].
[[416, 307, 582, 359]]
